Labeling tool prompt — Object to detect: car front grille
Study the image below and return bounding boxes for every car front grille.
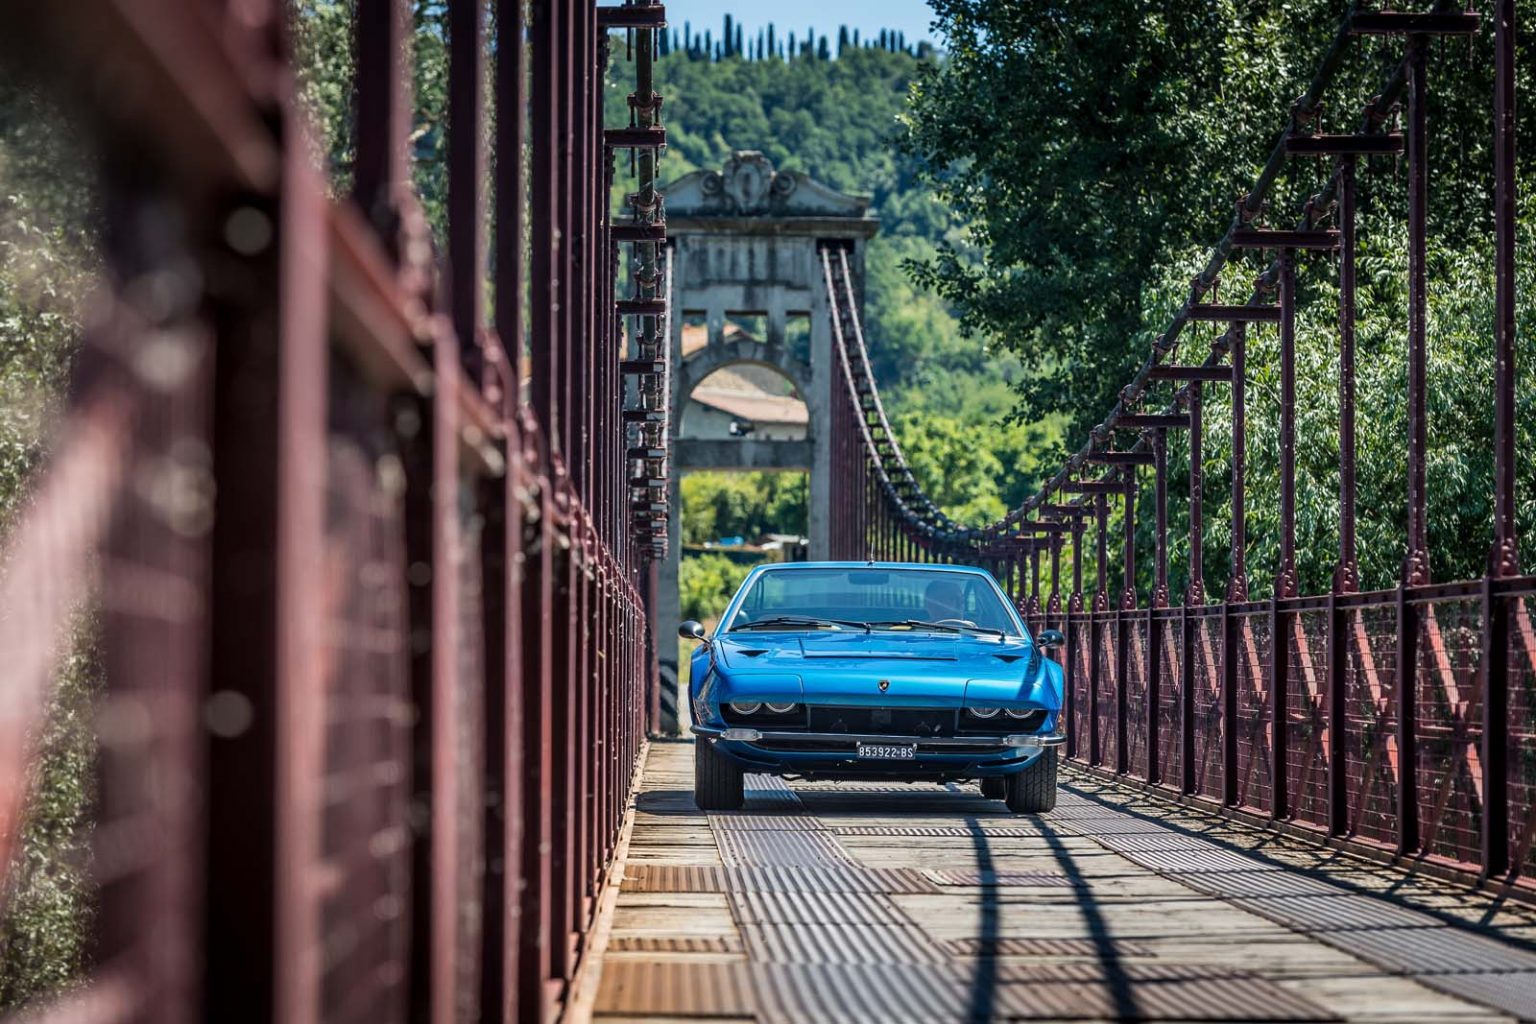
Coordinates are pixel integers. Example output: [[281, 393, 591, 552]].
[[800, 704, 1050, 737], [806, 705, 958, 737]]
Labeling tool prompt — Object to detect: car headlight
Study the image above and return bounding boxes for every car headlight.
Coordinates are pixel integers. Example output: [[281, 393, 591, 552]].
[[967, 706, 1001, 718], [728, 701, 762, 715], [1005, 707, 1035, 719], [765, 701, 797, 713]]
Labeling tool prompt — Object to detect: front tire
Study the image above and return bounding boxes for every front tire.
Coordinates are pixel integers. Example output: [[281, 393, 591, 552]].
[[693, 738, 744, 810], [980, 777, 1006, 799], [1005, 747, 1058, 813]]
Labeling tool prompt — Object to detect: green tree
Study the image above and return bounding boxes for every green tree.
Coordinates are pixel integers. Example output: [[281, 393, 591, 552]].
[[0, 77, 101, 1011], [901, 0, 1514, 441]]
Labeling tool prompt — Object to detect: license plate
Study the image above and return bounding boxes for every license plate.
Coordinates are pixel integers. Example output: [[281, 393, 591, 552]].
[[857, 743, 916, 760]]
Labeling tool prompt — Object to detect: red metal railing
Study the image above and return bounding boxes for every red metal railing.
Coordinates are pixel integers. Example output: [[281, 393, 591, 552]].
[[0, 0, 667, 1021], [826, 2, 1536, 898]]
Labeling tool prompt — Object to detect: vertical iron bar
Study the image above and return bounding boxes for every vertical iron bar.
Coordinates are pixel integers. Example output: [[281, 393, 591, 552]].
[[1153, 429, 1168, 607], [1338, 156, 1359, 592], [1271, 592, 1288, 819], [1090, 498, 1107, 764], [352, 0, 411, 240], [1118, 474, 1135, 774], [449, 0, 486, 376], [1222, 599, 1238, 806], [1147, 601, 1160, 785], [1066, 519, 1084, 760], [1396, 580, 1419, 855], [1049, 533, 1062, 627], [1180, 600, 1195, 793], [529, 0, 559, 438], [1327, 590, 1347, 835], [1187, 381, 1204, 604], [1484, 0, 1517, 877], [1492, 0, 1519, 576], [1482, 578, 1511, 878], [1277, 248, 1296, 597], [430, 330, 462, 1024], [1405, 33, 1430, 585], [1228, 326, 1247, 601]]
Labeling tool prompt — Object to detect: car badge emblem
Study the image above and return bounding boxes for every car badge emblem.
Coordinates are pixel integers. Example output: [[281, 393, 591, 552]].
[[878, 679, 890, 693]]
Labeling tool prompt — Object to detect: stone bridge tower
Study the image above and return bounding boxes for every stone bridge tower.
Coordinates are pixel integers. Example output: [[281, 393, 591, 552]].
[[656, 151, 878, 731]]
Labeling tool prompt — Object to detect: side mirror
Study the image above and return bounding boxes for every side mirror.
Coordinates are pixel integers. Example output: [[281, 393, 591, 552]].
[[1037, 629, 1066, 650], [678, 620, 708, 642]]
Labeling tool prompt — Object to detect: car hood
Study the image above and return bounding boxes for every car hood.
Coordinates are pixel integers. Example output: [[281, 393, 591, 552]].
[[716, 630, 1029, 665], [711, 631, 1050, 707]]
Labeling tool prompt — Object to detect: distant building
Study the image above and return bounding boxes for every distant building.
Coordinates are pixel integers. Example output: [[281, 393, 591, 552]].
[[677, 317, 809, 442]]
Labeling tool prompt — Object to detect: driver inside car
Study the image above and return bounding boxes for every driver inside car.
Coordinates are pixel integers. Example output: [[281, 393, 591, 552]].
[[923, 578, 966, 622]]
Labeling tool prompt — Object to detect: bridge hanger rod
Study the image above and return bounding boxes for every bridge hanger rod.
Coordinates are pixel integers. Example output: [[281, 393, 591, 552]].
[[856, 3, 1462, 545], [826, 247, 954, 532], [981, 2, 1458, 534]]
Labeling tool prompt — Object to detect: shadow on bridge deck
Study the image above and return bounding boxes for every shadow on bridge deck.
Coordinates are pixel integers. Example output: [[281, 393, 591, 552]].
[[571, 743, 1536, 1023]]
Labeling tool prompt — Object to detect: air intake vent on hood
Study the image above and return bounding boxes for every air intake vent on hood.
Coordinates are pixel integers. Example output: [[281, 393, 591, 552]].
[[993, 654, 1024, 664]]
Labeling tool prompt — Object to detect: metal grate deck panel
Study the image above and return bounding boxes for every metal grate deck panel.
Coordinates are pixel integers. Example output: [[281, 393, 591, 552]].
[[1166, 868, 1341, 900], [741, 773, 808, 811], [707, 813, 823, 831], [1055, 786, 1536, 1021], [926, 869, 1079, 887], [606, 934, 743, 954], [622, 863, 940, 894], [1112, 848, 1285, 873], [943, 936, 1156, 958], [727, 889, 911, 926], [715, 828, 855, 867], [593, 960, 1335, 1022], [830, 825, 1047, 838], [742, 923, 943, 964], [990, 962, 1336, 1021]]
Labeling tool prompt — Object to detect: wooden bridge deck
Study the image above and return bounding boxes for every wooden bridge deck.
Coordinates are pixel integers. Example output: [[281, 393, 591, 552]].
[[571, 742, 1536, 1023]]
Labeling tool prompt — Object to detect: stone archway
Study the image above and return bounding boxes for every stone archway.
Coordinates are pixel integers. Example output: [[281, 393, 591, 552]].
[[653, 151, 878, 732]]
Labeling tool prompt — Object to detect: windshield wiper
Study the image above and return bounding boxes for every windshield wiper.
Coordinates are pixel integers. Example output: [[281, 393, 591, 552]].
[[730, 615, 871, 633], [865, 619, 1005, 637]]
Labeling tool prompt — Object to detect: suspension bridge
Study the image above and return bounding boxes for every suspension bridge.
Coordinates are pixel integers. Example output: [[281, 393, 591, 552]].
[[1, 1, 1535, 1022]]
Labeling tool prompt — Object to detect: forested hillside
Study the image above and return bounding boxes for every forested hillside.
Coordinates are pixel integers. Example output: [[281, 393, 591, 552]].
[[612, 34, 1066, 558], [618, 32, 1069, 618]]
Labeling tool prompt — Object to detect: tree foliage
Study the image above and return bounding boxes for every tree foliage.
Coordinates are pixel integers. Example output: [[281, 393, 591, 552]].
[[680, 471, 808, 545], [0, 77, 101, 1012], [905, 0, 1536, 593]]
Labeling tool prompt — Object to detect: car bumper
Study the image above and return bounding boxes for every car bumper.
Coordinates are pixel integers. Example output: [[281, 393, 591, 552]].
[[692, 724, 1063, 779]]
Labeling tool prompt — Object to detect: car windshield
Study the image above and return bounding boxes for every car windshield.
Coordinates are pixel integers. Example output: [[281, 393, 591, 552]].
[[724, 567, 1020, 636]]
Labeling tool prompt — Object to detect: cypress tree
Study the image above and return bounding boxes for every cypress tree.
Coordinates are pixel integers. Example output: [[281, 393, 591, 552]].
[[838, 25, 849, 55], [767, 22, 775, 57], [817, 35, 830, 60], [722, 14, 732, 56], [735, 24, 743, 58]]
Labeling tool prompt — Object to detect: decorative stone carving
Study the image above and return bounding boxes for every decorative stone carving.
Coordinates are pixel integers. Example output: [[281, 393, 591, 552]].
[[665, 150, 869, 220], [699, 151, 796, 214]]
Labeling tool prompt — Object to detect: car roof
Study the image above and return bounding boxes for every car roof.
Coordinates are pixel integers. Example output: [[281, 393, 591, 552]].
[[747, 561, 994, 574]]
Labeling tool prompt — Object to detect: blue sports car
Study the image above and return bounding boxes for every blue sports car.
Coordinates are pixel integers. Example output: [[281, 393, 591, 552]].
[[681, 562, 1065, 813]]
